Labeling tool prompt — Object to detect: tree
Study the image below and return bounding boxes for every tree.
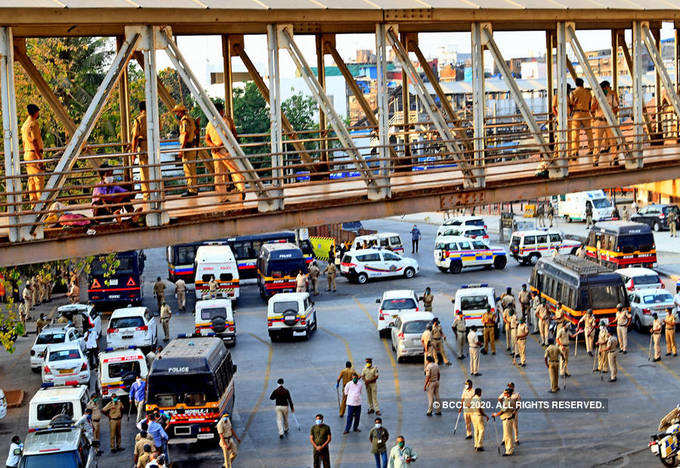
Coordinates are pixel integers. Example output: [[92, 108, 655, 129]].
[[281, 92, 316, 132]]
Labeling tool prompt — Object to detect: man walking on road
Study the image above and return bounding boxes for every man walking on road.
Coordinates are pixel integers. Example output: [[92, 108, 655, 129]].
[[518, 284, 531, 322], [468, 326, 482, 376], [615, 303, 631, 353], [336, 361, 355, 417], [361, 358, 380, 415], [160, 301, 172, 342], [343, 373, 364, 433], [153, 277, 165, 312], [130, 376, 147, 422], [323, 262, 337, 292], [369, 417, 389, 468], [269, 378, 294, 439], [430, 318, 451, 366], [174, 278, 187, 312], [410, 225, 421, 254], [424, 355, 441, 417], [388, 436, 418, 467], [308, 261, 320, 296], [310, 414, 332, 468], [544, 338, 561, 393], [217, 412, 240, 468]]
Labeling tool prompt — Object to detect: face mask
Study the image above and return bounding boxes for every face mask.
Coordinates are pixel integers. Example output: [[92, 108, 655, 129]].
[[375, 423, 381, 429], [366, 363, 371, 368], [315, 419, 322, 425], [104, 176, 113, 184], [353, 378, 359, 384], [398, 442, 405, 448]]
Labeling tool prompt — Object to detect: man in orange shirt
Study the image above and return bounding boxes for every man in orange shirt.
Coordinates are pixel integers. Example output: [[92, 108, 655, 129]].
[[205, 102, 245, 202], [568, 78, 594, 160], [21, 104, 45, 203]]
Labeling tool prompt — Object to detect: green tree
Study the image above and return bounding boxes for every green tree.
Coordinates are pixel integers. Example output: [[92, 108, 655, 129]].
[[281, 92, 316, 132]]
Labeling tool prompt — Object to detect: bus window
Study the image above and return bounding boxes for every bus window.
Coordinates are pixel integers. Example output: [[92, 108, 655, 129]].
[[177, 246, 197, 266], [554, 281, 563, 304], [231, 241, 252, 259]]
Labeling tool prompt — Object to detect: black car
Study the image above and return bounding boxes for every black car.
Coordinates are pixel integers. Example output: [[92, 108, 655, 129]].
[[630, 204, 679, 231]]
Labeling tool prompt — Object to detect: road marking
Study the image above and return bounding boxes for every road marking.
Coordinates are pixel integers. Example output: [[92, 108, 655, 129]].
[[241, 333, 273, 439], [617, 362, 652, 400], [353, 296, 403, 435], [636, 341, 680, 382]]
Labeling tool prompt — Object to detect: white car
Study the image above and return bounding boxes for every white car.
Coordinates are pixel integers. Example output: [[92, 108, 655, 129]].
[[434, 236, 507, 274], [509, 229, 581, 266], [351, 233, 405, 254], [195, 298, 236, 345], [340, 249, 419, 284], [390, 312, 435, 363], [376, 290, 419, 338], [442, 215, 486, 228], [28, 385, 90, 430], [453, 284, 500, 334], [0, 389, 7, 420], [630, 289, 675, 330], [31, 325, 85, 372], [56, 304, 101, 339], [41, 343, 90, 386], [107, 306, 157, 351], [436, 225, 489, 240], [267, 292, 317, 341], [616, 267, 664, 292], [98, 348, 148, 403]]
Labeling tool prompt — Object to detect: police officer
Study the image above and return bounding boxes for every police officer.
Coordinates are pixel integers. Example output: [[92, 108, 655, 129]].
[[460, 379, 474, 439], [569, 78, 594, 160], [36, 313, 47, 335], [585, 202, 594, 227], [172, 104, 199, 197], [605, 331, 619, 382], [493, 387, 516, 456], [419, 287, 434, 312], [481, 305, 495, 355], [652, 313, 663, 361], [510, 310, 519, 360], [500, 287, 515, 311], [518, 284, 531, 323], [669, 209, 678, 238], [217, 412, 240, 468], [552, 301, 566, 332], [336, 361, 355, 418], [160, 300, 172, 342], [102, 394, 124, 452], [530, 291, 541, 334], [613, 303, 630, 353], [174, 278, 187, 312], [556, 322, 572, 378], [503, 305, 513, 352], [208, 275, 218, 298], [578, 309, 597, 356], [361, 358, 380, 416], [544, 338, 561, 393], [86, 394, 102, 453], [594, 322, 610, 373], [424, 355, 441, 417], [153, 277, 165, 311], [131, 101, 150, 200], [322, 262, 337, 292], [452, 311, 467, 359], [547, 203, 555, 227], [590, 80, 619, 166], [665, 307, 677, 357], [308, 261, 320, 296], [421, 324, 434, 370], [470, 388, 489, 452], [430, 318, 451, 366], [468, 326, 482, 376], [516, 318, 528, 367]]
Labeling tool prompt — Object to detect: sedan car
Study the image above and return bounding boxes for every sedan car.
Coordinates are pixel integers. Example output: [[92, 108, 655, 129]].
[[41, 342, 90, 386], [631, 204, 680, 232], [629, 289, 675, 331], [376, 290, 419, 338], [30, 326, 85, 373]]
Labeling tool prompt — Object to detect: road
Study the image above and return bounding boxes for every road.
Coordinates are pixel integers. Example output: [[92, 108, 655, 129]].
[[0, 217, 677, 467]]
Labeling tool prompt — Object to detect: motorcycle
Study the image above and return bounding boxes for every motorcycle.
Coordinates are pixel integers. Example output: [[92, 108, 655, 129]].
[[650, 423, 680, 466]]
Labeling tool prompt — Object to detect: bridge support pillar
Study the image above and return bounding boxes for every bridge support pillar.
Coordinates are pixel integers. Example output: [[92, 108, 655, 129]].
[[266, 24, 285, 211], [552, 23, 569, 178], [375, 24, 392, 197], [0, 27, 22, 242], [631, 21, 646, 168], [470, 23, 486, 185]]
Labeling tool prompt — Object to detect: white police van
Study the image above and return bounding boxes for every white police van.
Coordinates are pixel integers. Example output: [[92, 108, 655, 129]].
[[433, 235, 507, 274], [452, 284, 500, 335], [556, 190, 614, 223], [98, 347, 148, 404], [508, 229, 581, 266], [341, 248, 419, 284], [28, 384, 90, 430]]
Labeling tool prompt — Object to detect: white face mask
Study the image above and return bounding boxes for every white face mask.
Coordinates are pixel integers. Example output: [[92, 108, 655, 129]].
[[315, 419, 323, 425], [103, 176, 113, 184], [375, 423, 381, 429]]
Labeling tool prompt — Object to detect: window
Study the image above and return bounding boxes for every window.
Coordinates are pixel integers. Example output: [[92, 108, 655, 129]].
[[616, 233, 655, 253], [49, 349, 81, 361], [382, 298, 417, 310], [383, 252, 400, 261], [549, 234, 562, 243], [110, 316, 145, 329], [592, 198, 612, 209], [379, 238, 389, 247], [200, 307, 228, 321], [36, 333, 66, 345], [458, 241, 472, 250], [589, 285, 623, 309], [342, 254, 353, 263], [231, 241, 252, 259], [219, 273, 233, 282], [403, 320, 430, 334], [465, 219, 485, 226], [176, 246, 197, 265], [389, 236, 401, 246], [37, 402, 73, 421], [107, 361, 141, 379], [472, 241, 488, 250], [144, 310, 152, 322], [460, 295, 490, 310], [357, 253, 380, 262], [634, 275, 661, 286], [273, 301, 299, 314], [523, 236, 536, 246], [536, 235, 548, 244], [303, 298, 311, 310], [510, 236, 520, 247], [642, 293, 673, 304]]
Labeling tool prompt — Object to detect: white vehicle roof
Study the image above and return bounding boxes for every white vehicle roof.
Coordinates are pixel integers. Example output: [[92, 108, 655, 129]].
[[348, 248, 387, 255], [31, 385, 88, 404], [195, 298, 233, 309], [45, 342, 82, 353], [261, 242, 298, 252], [39, 325, 71, 335], [435, 235, 484, 243], [615, 267, 659, 277], [355, 233, 399, 241], [511, 229, 562, 237], [100, 348, 145, 362], [398, 312, 435, 322], [456, 286, 495, 296], [24, 427, 83, 456], [57, 304, 93, 313], [268, 292, 309, 302], [443, 215, 484, 223], [382, 290, 416, 299], [195, 245, 236, 263], [110, 307, 147, 318]]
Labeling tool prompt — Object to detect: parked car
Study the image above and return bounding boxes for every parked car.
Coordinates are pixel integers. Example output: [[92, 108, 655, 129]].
[[376, 290, 419, 338], [629, 289, 674, 331], [340, 249, 419, 284], [630, 204, 680, 232], [106, 307, 157, 352], [267, 292, 317, 341], [31, 326, 85, 373], [390, 312, 435, 363], [41, 343, 90, 386], [615, 267, 664, 292]]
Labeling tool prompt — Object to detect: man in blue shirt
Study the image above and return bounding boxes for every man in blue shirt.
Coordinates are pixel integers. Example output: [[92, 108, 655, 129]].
[[129, 376, 146, 423], [410, 225, 421, 254], [145, 412, 169, 462]]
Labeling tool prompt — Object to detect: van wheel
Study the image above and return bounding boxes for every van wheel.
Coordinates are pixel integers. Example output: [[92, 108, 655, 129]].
[[404, 267, 415, 279], [437, 266, 447, 272], [493, 256, 507, 270], [357, 273, 368, 284], [268, 331, 278, 342], [528, 253, 540, 266], [654, 221, 661, 232], [449, 261, 463, 274]]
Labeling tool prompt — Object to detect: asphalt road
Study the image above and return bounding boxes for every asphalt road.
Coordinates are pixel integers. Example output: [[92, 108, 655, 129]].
[[1, 217, 678, 467]]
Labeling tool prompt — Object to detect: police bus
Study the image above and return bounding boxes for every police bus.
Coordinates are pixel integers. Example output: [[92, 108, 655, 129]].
[[88, 250, 145, 305], [584, 221, 656, 269], [529, 254, 629, 328], [166, 231, 315, 283], [258, 243, 308, 299], [145, 337, 236, 445]]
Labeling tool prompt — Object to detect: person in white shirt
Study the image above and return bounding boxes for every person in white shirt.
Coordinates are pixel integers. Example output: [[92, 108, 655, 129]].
[[84, 329, 98, 369], [296, 271, 307, 293], [343, 373, 363, 434], [5, 435, 22, 468], [74, 409, 94, 443], [174, 278, 187, 312], [674, 286, 680, 315], [468, 326, 482, 376]]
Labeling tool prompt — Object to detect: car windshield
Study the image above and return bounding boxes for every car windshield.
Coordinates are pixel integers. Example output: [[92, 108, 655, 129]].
[[466, 219, 485, 226], [200, 307, 229, 320], [36, 402, 73, 422], [617, 233, 655, 253], [466, 229, 486, 237], [403, 320, 430, 334], [107, 361, 141, 379], [147, 374, 217, 406], [382, 298, 417, 310], [592, 198, 612, 209], [634, 275, 660, 285], [643, 293, 673, 304], [19, 450, 80, 468], [36, 333, 66, 345], [460, 295, 489, 310], [110, 316, 145, 329], [268, 259, 306, 278], [273, 301, 299, 314], [49, 349, 80, 361]]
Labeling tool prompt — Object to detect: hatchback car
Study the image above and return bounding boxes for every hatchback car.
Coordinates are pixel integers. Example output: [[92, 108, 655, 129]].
[[376, 290, 419, 338], [390, 311, 435, 363], [340, 249, 419, 284], [41, 343, 90, 386], [629, 289, 675, 331], [631, 204, 680, 231], [106, 306, 157, 352], [615, 267, 664, 292], [31, 326, 84, 373]]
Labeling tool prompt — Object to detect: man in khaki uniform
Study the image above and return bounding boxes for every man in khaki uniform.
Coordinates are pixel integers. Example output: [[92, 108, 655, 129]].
[[503, 306, 513, 352], [361, 358, 380, 415], [500, 288, 515, 311], [669, 210, 678, 238], [430, 318, 451, 366], [510, 311, 519, 359], [336, 361, 354, 417], [205, 102, 246, 201], [493, 387, 516, 456], [568, 78, 594, 159], [322, 263, 337, 292], [174, 278, 187, 312], [556, 323, 571, 377], [578, 309, 597, 356], [173, 104, 199, 196], [470, 388, 489, 451], [160, 301, 172, 341], [452, 310, 467, 359], [21, 104, 45, 203], [552, 302, 566, 332], [518, 284, 531, 321], [590, 80, 619, 166], [153, 277, 165, 311], [605, 332, 619, 382], [208, 275, 218, 298], [544, 338, 561, 392], [86, 395, 102, 449], [516, 318, 528, 366], [36, 314, 48, 336], [468, 326, 482, 376], [652, 313, 663, 361], [102, 395, 124, 452], [421, 324, 434, 370], [419, 287, 434, 312], [308, 261, 320, 296], [131, 102, 150, 200], [505, 382, 520, 444], [424, 355, 441, 416], [665, 307, 677, 356], [615, 303, 631, 353], [67, 281, 80, 304], [459, 379, 474, 439], [217, 413, 240, 468], [594, 324, 610, 373], [22, 283, 33, 315], [481, 305, 496, 355], [133, 429, 153, 467]]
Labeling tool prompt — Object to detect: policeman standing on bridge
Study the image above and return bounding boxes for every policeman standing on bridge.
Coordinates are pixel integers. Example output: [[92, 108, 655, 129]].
[[131, 101, 150, 200], [569, 78, 594, 161], [205, 102, 246, 202], [172, 104, 199, 197], [21, 104, 45, 204]]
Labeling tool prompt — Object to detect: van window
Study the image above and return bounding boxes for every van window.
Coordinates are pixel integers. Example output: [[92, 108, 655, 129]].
[[231, 241, 252, 259], [536, 234, 548, 244], [147, 375, 218, 406], [379, 238, 389, 247], [37, 402, 73, 421], [616, 233, 654, 253], [342, 254, 353, 263], [201, 274, 214, 282], [110, 316, 145, 329], [466, 219, 485, 226], [634, 275, 661, 286], [200, 307, 228, 320], [589, 284, 624, 309], [219, 273, 233, 282], [549, 234, 561, 243], [273, 301, 299, 314], [461, 295, 489, 310], [108, 361, 141, 379], [510, 236, 520, 247], [458, 241, 472, 250], [389, 236, 401, 246], [176, 246, 197, 265], [357, 253, 380, 262], [383, 252, 400, 261], [523, 236, 536, 246]]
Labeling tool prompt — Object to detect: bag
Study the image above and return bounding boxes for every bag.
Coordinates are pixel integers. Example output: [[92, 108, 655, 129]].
[[59, 213, 91, 227]]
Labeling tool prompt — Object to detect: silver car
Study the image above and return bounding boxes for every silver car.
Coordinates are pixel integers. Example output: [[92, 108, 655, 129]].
[[390, 311, 434, 363], [629, 289, 675, 331]]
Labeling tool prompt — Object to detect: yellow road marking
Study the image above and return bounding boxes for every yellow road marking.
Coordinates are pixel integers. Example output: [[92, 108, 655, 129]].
[[353, 296, 403, 435], [241, 333, 273, 439], [618, 362, 652, 399], [637, 341, 680, 382]]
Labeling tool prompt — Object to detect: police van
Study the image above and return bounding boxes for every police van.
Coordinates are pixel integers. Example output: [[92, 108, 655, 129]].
[[28, 384, 90, 430], [556, 190, 614, 223], [98, 347, 148, 404], [21, 414, 97, 467], [436, 224, 489, 240], [351, 233, 405, 254], [194, 299, 236, 345], [267, 292, 318, 341], [341, 248, 419, 284], [434, 235, 507, 274], [194, 245, 240, 301], [442, 215, 486, 228], [509, 229, 581, 266], [452, 284, 500, 335]]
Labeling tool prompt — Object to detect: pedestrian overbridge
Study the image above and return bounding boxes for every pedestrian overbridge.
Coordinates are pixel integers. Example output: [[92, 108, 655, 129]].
[[1, 1, 680, 266]]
